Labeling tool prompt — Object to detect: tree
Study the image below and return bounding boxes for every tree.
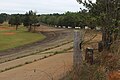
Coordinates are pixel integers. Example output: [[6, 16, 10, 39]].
[[8, 14, 21, 30], [57, 16, 64, 27], [14, 14, 21, 30], [77, 0, 120, 49], [0, 16, 4, 24], [23, 12, 29, 27], [32, 13, 39, 32], [8, 16, 14, 26], [23, 10, 38, 32], [63, 12, 76, 28], [0, 13, 8, 24]]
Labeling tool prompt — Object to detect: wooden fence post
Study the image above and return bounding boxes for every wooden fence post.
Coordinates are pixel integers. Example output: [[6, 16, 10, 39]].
[[73, 30, 84, 79], [85, 47, 94, 65], [73, 30, 83, 67]]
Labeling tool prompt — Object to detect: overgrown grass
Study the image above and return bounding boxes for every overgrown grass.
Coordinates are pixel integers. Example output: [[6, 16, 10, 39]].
[[0, 24, 46, 51], [61, 51, 120, 80], [61, 63, 107, 80]]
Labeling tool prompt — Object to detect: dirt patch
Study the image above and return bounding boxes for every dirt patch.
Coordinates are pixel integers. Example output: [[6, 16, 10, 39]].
[[36, 25, 64, 32], [108, 71, 120, 80], [3, 32, 16, 36], [0, 27, 14, 31]]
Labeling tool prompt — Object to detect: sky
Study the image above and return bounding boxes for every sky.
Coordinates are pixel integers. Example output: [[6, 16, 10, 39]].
[[0, 0, 95, 14]]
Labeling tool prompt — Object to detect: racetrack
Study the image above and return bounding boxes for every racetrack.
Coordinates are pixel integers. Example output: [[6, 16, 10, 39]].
[[0, 26, 72, 55], [0, 25, 74, 80], [0, 25, 105, 80], [0, 25, 73, 64]]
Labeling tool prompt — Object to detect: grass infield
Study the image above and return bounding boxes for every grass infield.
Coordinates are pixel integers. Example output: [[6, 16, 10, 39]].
[[0, 24, 46, 51]]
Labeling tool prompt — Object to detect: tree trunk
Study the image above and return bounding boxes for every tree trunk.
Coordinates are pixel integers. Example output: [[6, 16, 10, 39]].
[[16, 25, 18, 30], [33, 26, 36, 32], [28, 25, 32, 32], [102, 27, 107, 48]]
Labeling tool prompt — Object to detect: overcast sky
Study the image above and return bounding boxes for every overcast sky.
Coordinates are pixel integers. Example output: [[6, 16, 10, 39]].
[[0, 0, 95, 14]]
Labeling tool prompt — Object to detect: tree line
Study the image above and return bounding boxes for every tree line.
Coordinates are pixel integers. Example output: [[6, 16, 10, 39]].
[[0, 9, 98, 32], [39, 10, 98, 29], [0, 11, 39, 32]]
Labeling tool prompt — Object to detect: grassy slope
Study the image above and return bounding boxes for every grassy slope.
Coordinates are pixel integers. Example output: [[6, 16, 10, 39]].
[[0, 24, 46, 51]]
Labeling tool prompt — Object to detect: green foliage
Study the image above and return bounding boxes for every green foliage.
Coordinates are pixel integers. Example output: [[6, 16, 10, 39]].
[[0, 13, 8, 24], [77, 0, 120, 28], [39, 11, 90, 28], [63, 12, 77, 27], [23, 10, 39, 32], [0, 16, 4, 24], [23, 12, 30, 27], [77, 0, 120, 50], [8, 14, 22, 30]]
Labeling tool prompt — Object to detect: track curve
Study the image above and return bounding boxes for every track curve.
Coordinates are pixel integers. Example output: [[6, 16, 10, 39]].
[[0, 25, 73, 58]]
